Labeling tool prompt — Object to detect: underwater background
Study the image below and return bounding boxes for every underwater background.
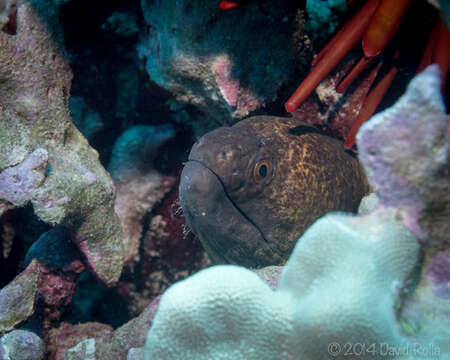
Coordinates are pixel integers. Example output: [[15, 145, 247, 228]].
[[0, 0, 449, 359]]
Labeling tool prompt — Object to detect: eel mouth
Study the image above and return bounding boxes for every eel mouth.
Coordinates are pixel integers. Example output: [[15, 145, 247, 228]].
[[179, 160, 273, 267]]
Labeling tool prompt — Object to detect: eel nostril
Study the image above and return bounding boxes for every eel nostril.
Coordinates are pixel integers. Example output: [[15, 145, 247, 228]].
[[218, 151, 227, 160], [218, 150, 235, 162]]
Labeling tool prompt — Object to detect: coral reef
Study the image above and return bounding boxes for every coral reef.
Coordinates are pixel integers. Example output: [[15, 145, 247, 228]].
[[60, 296, 160, 360], [47, 322, 113, 360], [26, 227, 86, 329], [357, 64, 448, 245], [358, 65, 449, 351], [0, 329, 45, 360], [0, 0, 14, 30], [305, 0, 347, 38], [144, 212, 419, 359], [138, 0, 307, 134], [290, 56, 380, 140], [0, 2, 124, 285], [69, 97, 104, 143], [252, 266, 283, 290], [101, 11, 139, 37], [27, 0, 70, 45], [104, 124, 208, 317], [108, 124, 175, 181], [63, 262, 286, 359], [38, 261, 85, 327], [0, 260, 40, 333], [1, 1, 448, 359], [112, 67, 141, 129], [108, 124, 176, 264], [0, 149, 49, 215], [142, 67, 449, 359], [1, 226, 86, 334], [122, 185, 209, 315]]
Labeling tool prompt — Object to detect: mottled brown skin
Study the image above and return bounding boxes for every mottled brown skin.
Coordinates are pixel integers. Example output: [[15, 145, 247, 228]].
[[179, 116, 370, 268]]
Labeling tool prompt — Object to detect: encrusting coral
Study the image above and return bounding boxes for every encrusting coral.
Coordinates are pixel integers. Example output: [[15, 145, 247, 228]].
[[108, 124, 177, 264], [358, 65, 449, 352], [0, 2, 124, 285], [0, 329, 45, 360], [0, 260, 40, 333], [138, 0, 307, 134], [305, 0, 347, 38], [142, 66, 449, 359]]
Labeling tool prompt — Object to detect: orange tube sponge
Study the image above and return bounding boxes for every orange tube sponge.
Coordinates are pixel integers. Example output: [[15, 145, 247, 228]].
[[285, 0, 381, 113], [417, 18, 449, 91], [219, 0, 240, 10], [337, 55, 376, 93], [362, 0, 411, 57], [417, 20, 439, 73], [433, 18, 450, 91], [311, 21, 351, 67], [345, 64, 398, 148]]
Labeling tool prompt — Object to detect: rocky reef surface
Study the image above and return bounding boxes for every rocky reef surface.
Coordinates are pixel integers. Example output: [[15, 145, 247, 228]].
[[57, 66, 449, 360], [140, 66, 449, 360], [138, 0, 309, 135], [0, 3, 123, 286], [0, 0, 448, 359]]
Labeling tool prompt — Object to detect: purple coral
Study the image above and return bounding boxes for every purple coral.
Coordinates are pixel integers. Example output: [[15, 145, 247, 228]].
[[0, 149, 48, 212], [357, 64, 448, 241], [427, 250, 450, 300]]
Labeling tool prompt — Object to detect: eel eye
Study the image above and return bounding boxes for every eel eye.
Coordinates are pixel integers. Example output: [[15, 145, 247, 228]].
[[253, 160, 271, 181]]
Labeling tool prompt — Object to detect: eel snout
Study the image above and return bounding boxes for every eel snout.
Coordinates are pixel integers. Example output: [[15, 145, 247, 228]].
[[179, 160, 276, 266]]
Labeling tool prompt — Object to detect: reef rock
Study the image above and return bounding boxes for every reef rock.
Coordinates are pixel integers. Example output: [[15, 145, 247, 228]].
[[24, 226, 82, 270], [69, 97, 104, 143], [0, 3, 124, 285], [63, 296, 160, 360], [48, 322, 113, 360], [252, 266, 283, 290], [141, 67, 449, 359], [139, 0, 307, 134], [21, 227, 85, 329], [123, 185, 209, 315], [0, 260, 40, 333], [0, 330, 45, 360], [357, 64, 448, 247], [126, 347, 144, 360], [306, 0, 347, 39], [108, 124, 175, 182], [108, 124, 176, 264], [65, 264, 288, 360], [0, 0, 14, 30], [356, 65, 449, 350], [38, 261, 86, 327]]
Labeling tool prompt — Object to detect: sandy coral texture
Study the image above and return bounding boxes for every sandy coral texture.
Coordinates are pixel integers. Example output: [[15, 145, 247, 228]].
[[0, 3, 124, 285]]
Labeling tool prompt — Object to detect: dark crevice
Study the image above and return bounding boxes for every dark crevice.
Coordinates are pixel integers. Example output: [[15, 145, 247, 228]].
[[1, 7, 17, 35]]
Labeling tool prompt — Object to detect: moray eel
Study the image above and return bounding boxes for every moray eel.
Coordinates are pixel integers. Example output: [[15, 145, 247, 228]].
[[179, 116, 370, 267]]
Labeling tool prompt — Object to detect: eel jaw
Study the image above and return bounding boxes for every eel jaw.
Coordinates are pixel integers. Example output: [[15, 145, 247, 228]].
[[179, 160, 275, 267]]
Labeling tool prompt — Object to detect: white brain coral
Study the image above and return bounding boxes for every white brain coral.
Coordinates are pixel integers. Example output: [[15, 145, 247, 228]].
[[144, 210, 419, 359]]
